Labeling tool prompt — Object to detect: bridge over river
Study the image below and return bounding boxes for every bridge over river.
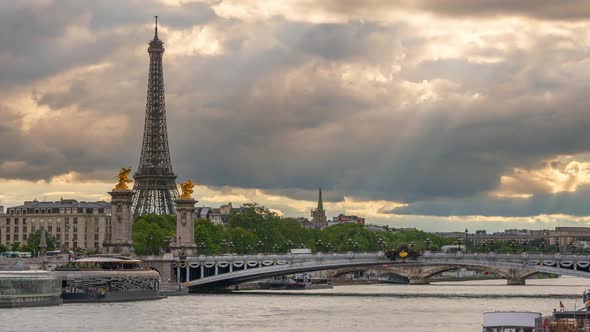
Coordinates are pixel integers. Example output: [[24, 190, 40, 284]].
[[141, 251, 590, 291]]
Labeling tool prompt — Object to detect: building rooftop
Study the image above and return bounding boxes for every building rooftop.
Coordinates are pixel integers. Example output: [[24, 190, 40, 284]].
[[8, 199, 111, 210], [554, 227, 590, 232]]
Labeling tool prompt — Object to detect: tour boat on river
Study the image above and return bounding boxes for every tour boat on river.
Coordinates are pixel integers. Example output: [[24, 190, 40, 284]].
[[482, 311, 541, 332], [257, 274, 333, 290], [485, 291, 590, 331], [54, 256, 162, 303], [533, 291, 590, 331]]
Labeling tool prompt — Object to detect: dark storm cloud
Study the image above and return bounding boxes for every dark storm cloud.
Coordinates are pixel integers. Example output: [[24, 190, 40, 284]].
[[4, 0, 590, 220], [416, 0, 590, 20], [311, 0, 590, 21], [0, 0, 215, 88], [390, 186, 590, 217]]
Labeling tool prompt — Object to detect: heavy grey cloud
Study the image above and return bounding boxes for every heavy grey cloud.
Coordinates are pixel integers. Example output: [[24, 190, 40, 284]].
[[390, 186, 590, 217], [3, 0, 590, 220], [309, 0, 590, 21], [0, 0, 215, 88]]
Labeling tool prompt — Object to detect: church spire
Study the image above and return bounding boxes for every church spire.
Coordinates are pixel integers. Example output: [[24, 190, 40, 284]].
[[311, 187, 327, 229], [317, 187, 324, 212]]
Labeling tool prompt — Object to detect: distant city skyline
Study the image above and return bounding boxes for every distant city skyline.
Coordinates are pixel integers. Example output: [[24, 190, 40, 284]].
[[2, 1, 590, 232]]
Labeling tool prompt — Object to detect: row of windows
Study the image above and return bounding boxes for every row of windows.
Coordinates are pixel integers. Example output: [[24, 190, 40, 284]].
[[3, 236, 101, 250], [4, 217, 108, 225], [9, 207, 109, 215], [3, 225, 89, 236], [3, 232, 91, 242]]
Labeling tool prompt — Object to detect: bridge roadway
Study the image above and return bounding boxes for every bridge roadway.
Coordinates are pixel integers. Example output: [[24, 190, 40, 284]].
[[156, 251, 590, 290]]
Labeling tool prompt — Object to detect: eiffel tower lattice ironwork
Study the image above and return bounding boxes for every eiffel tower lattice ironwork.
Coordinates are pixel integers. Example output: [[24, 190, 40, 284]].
[[132, 16, 179, 217]]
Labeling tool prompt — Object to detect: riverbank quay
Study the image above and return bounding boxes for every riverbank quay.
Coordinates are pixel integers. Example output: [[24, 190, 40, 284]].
[[0, 271, 62, 308], [0, 255, 68, 271]]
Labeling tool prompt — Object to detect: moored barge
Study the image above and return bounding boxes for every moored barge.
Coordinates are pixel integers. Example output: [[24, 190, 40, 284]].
[[54, 256, 162, 303]]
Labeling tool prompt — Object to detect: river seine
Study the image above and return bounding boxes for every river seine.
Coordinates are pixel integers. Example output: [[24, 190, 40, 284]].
[[1, 277, 588, 331]]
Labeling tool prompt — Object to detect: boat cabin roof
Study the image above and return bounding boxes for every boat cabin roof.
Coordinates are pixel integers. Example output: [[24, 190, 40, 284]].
[[483, 311, 541, 328], [73, 256, 142, 264]]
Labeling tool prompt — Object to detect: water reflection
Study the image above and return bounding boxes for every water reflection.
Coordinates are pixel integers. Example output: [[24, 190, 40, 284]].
[[1, 277, 588, 332]]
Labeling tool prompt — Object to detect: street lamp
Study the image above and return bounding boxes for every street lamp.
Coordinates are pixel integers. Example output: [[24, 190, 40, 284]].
[[198, 241, 207, 254], [165, 236, 172, 253], [539, 240, 547, 253], [377, 238, 387, 251], [481, 240, 487, 253], [455, 238, 464, 252], [346, 238, 354, 252], [522, 240, 529, 253], [326, 242, 333, 253], [424, 238, 432, 251], [509, 240, 518, 253], [286, 240, 293, 252], [465, 228, 468, 253], [488, 239, 496, 252], [220, 239, 228, 253], [256, 240, 264, 253], [316, 239, 324, 252], [568, 241, 576, 254]]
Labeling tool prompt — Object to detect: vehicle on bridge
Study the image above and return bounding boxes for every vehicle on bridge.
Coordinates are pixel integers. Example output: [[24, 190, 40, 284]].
[[441, 245, 465, 253], [385, 244, 420, 261], [290, 248, 312, 255]]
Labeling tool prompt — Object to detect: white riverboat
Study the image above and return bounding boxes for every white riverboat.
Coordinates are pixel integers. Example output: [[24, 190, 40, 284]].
[[482, 311, 541, 332]]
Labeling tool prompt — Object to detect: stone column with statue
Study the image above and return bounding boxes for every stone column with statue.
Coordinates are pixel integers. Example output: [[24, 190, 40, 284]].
[[103, 168, 135, 256], [171, 180, 197, 257]]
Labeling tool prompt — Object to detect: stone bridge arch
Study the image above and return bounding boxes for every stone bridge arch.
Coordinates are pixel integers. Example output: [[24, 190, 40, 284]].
[[327, 264, 537, 285], [161, 252, 590, 290]]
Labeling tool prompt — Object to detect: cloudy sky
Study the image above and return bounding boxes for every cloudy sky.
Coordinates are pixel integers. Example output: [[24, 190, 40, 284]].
[[3, 0, 590, 231]]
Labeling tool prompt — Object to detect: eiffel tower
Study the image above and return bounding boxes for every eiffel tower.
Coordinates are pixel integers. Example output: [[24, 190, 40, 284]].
[[132, 16, 179, 217]]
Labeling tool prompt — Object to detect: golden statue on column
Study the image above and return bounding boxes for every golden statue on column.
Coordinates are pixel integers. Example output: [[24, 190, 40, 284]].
[[115, 167, 133, 190], [179, 180, 195, 199]]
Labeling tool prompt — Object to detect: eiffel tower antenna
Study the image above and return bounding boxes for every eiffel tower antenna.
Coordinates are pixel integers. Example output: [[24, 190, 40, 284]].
[[132, 17, 179, 217]]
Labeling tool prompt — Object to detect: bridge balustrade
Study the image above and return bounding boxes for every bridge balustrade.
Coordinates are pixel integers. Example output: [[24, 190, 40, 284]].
[[165, 252, 590, 288]]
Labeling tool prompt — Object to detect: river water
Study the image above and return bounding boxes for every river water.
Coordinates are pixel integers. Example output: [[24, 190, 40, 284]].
[[2, 277, 589, 332]]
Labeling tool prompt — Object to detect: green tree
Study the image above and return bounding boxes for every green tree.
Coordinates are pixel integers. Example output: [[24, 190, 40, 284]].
[[133, 214, 176, 255], [130, 204, 452, 255], [0, 244, 6, 253], [10, 242, 21, 252]]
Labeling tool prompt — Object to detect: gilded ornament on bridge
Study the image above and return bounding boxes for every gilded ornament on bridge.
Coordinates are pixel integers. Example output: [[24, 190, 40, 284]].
[[115, 167, 133, 190], [179, 180, 195, 199]]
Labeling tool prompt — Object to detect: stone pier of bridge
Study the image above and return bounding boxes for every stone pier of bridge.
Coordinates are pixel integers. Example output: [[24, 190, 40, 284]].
[[140, 254, 174, 285]]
